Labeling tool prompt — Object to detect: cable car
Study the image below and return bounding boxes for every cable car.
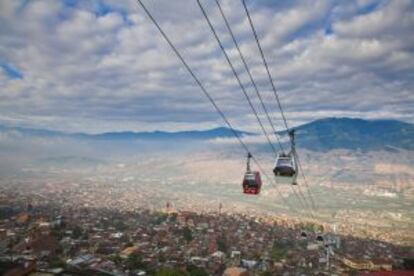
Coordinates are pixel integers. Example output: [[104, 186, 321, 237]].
[[273, 130, 298, 185], [242, 153, 262, 195], [273, 153, 296, 177]]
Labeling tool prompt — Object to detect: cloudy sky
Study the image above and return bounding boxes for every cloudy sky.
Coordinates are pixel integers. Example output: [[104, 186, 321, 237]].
[[0, 0, 413, 133]]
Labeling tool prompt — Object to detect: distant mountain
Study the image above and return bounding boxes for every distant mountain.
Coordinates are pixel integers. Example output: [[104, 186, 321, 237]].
[[0, 125, 251, 141], [81, 127, 251, 141], [0, 125, 63, 137], [287, 117, 414, 151], [37, 156, 106, 166], [1, 118, 413, 151]]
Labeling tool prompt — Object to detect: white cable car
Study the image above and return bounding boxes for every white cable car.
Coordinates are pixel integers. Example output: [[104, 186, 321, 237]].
[[273, 152, 296, 177], [273, 130, 298, 185]]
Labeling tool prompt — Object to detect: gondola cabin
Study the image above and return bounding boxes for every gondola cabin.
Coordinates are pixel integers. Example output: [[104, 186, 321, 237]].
[[242, 153, 262, 195], [242, 171, 262, 195], [273, 153, 296, 177]]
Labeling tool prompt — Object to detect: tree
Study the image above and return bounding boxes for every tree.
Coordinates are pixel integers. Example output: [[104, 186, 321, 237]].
[[72, 225, 82, 239], [120, 234, 130, 243], [216, 235, 227, 253], [253, 251, 261, 260], [153, 213, 168, 225], [49, 256, 66, 268], [124, 241, 134, 248], [169, 213, 177, 222], [182, 227, 193, 243], [158, 252, 166, 263], [115, 220, 127, 231], [271, 247, 287, 261], [155, 267, 187, 276], [110, 254, 122, 265], [127, 253, 145, 269], [50, 228, 64, 241], [186, 264, 208, 276]]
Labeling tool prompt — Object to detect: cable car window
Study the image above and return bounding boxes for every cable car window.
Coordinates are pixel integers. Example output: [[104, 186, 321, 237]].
[[245, 174, 255, 180], [277, 158, 291, 166]]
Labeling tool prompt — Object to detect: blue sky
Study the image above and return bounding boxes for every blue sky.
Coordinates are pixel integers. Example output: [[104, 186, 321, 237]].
[[0, 0, 413, 133], [0, 62, 23, 79]]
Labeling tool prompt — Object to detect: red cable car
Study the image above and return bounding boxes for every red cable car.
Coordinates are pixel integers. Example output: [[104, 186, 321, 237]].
[[242, 153, 262, 195]]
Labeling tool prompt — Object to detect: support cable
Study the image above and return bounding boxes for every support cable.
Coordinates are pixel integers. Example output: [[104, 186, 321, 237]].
[[136, 0, 298, 214], [197, 0, 278, 156], [241, 0, 317, 212], [214, 0, 311, 214], [214, 0, 284, 152]]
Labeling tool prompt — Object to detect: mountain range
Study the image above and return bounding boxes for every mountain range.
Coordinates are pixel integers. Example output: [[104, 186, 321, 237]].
[[1, 117, 413, 151], [287, 117, 414, 151]]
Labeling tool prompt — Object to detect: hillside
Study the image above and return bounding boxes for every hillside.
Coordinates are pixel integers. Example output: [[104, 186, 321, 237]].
[[82, 127, 251, 140], [290, 118, 414, 151], [1, 118, 413, 151]]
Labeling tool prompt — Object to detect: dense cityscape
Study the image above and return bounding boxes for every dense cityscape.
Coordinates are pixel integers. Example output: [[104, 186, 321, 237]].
[[1, 177, 413, 275]]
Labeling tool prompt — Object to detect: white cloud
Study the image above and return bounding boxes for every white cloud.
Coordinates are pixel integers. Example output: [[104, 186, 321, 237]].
[[333, 0, 414, 39], [0, 0, 413, 133]]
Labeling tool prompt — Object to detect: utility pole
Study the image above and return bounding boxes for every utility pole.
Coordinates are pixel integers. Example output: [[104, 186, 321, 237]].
[[325, 238, 336, 275], [326, 245, 331, 272]]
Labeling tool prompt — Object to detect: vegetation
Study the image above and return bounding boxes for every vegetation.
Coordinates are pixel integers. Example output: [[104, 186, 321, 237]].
[[271, 241, 288, 261], [155, 267, 187, 276], [50, 228, 64, 241], [182, 227, 193, 242], [114, 220, 127, 231], [186, 264, 209, 276], [216, 234, 228, 253], [292, 117, 414, 151], [48, 256, 66, 268], [153, 212, 169, 225], [109, 254, 122, 265], [0, 207, 16, 220], [271, 247, 287, 261], [169, 213, 177, 222], [127, 253, 145, 269], [0, 262, 17, 275], [72, 225, 82, 239]]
